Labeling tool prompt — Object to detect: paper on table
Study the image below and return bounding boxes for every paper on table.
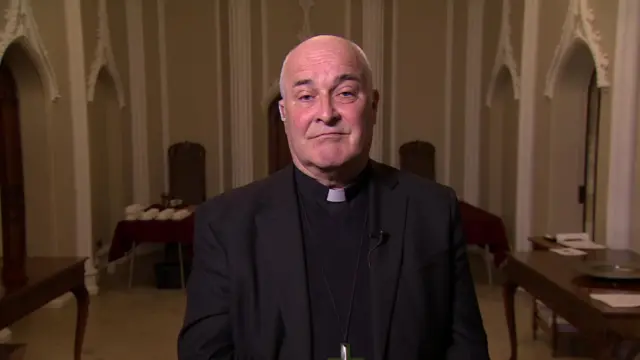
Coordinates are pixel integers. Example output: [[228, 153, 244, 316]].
[[557, 238, 606, 249], [550, 247, 587, 256], [590, 293, 640, 308]]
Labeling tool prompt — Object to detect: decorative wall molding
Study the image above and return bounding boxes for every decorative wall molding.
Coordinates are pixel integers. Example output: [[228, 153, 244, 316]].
[[344, 0, 352, 39], [544, 0, 610, 98], [260, 0, 269, 100], [64, 0, 98, 292], [605, 0, 640, 249], [216, 0, 227, 193], [514, 0, 540, 252], [157, 0, 170, 192], [86, 0, 126, 108], [297, 0, 315, 41], [363, 0, 385, 163], [125, 0, 150, 203], [388, 0, 399, 167], [462, 0, 485, 205], [485, 0, 521, 107], [442, 0, 454, 186], [229, 0, 254, 187], [0, 0, 60, 101]]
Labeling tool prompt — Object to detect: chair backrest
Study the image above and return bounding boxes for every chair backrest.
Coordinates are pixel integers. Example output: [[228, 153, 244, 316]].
[[168, 141, 206, 205], [398, 140, 436, 181], [612, 339, 640, 360]]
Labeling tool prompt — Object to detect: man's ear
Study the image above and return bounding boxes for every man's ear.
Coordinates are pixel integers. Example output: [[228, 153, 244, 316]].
[[278, 99, 286, 121]]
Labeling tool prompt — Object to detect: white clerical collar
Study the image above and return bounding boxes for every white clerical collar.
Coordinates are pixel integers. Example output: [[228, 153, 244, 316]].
[[326, 188, 347, 203]]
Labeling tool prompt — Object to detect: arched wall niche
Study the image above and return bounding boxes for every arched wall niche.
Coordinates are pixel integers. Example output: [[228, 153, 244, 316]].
[[88, 66, 132, 266], [0, 0, 62, 257], [480, 66, 519, 243]]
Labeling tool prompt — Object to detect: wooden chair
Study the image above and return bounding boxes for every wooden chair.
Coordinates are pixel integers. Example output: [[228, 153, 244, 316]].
[[398, 140, 496, 284], [167, 141, 206, 205], [398, 140, 436, 181], [612, 339, 640, 360]]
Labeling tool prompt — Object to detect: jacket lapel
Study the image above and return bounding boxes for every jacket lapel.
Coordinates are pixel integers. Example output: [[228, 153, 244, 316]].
[[254, 165, 311, 359], [369, 163, 408, 360]]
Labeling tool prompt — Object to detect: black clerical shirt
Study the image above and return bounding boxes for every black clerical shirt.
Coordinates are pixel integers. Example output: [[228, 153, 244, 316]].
[[294, 167, 374, 360]]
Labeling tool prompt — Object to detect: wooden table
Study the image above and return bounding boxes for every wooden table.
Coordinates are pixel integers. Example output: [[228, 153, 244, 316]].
[[503, 241, 640, 359], [0, 257, 89, 360]]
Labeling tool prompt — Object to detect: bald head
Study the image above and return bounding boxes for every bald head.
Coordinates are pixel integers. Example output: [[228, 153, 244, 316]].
[[279, 35, 373, 100]]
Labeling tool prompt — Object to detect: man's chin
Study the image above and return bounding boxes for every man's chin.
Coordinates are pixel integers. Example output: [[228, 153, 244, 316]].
[[311, 154, 357, 171]]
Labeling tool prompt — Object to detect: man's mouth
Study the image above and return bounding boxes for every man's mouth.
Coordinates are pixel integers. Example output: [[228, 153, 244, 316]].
[[313, 132, 345, 139]]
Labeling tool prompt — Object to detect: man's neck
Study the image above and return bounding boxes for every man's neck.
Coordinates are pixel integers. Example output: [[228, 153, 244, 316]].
[[294, 157, 369, 188]]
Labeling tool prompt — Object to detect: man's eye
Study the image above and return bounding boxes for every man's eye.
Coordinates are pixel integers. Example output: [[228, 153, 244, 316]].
[[298, 94, 313, 101], [339, 91, 355, 97]]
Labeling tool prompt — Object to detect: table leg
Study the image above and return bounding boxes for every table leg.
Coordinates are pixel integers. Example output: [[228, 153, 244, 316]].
[[178, 244, 185, 289], [128, 242, 136, 288], [71, 285, 89, 360], [503, 281, 518, 360], [531, 298, 537, 340]]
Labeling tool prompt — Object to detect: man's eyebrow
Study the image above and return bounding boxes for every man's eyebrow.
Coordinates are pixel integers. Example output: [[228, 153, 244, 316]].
[[293, 79, 312, 88], [291, 74, 362, 89], [333, 73, 361, 86]]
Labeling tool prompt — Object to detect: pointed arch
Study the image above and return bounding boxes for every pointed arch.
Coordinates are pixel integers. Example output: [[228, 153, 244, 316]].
[[544, 0, 609, 98], [86, 0, 126, 108], [487, 64, 520, 107], [485, 0, 521, 107], [297, 0, 315, 41], [262, 78, 281, 115], [0, 0, 60, 101]]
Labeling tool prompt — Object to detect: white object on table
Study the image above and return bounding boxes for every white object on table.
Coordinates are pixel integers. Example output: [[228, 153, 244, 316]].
[[556, 233, 606, 249], [550, 247, 587, 256], [589, 293, 640, 308]]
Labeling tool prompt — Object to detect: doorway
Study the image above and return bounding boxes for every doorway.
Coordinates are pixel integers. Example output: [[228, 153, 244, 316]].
[[0, 60, 27, 285], [547, 42, 599, 237], [581, 70, 601, 238], [267, 94, 291, 174]]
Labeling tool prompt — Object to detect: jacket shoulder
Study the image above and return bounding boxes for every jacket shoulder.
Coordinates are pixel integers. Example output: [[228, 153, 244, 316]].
[[194, 168, 286, 222], [391, 166, 458, 204]]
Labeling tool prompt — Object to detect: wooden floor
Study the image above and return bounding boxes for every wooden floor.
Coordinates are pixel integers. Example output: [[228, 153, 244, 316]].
[[2, 252, 588, 360]]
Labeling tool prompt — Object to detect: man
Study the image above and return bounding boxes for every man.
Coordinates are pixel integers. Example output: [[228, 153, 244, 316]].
[[178, 35, 489, 360]]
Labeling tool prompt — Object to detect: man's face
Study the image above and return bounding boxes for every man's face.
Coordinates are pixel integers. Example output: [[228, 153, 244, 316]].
[[279, 41, 379, 172]]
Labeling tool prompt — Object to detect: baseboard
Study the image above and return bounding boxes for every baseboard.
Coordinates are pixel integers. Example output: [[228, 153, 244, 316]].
[[85, 266, 100, 295], [0, 328, 11, 343], [44, 292, 74, 309], [45, 260, 101, 309], [105, 243, 164, 274]]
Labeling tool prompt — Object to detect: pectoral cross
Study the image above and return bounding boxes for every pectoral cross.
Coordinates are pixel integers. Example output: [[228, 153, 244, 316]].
[[328, 343, 364, 360]]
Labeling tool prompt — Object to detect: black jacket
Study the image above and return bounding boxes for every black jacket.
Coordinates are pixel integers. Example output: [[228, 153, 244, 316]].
[[178, 161, 490, 360]]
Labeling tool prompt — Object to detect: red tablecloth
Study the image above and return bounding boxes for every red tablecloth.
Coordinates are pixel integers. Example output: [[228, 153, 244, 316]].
[[108, 202, 510, 267], [459, 201, 510, 267], [107, 214, 195, 263]]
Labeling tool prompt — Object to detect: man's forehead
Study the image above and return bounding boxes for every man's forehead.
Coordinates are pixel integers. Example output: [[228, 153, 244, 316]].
[[286, 43, 363, 75], [286, 58, 363, 87]]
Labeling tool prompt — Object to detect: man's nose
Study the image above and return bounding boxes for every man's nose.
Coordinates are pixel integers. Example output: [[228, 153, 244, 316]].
[[316, 94, 339, 124]]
